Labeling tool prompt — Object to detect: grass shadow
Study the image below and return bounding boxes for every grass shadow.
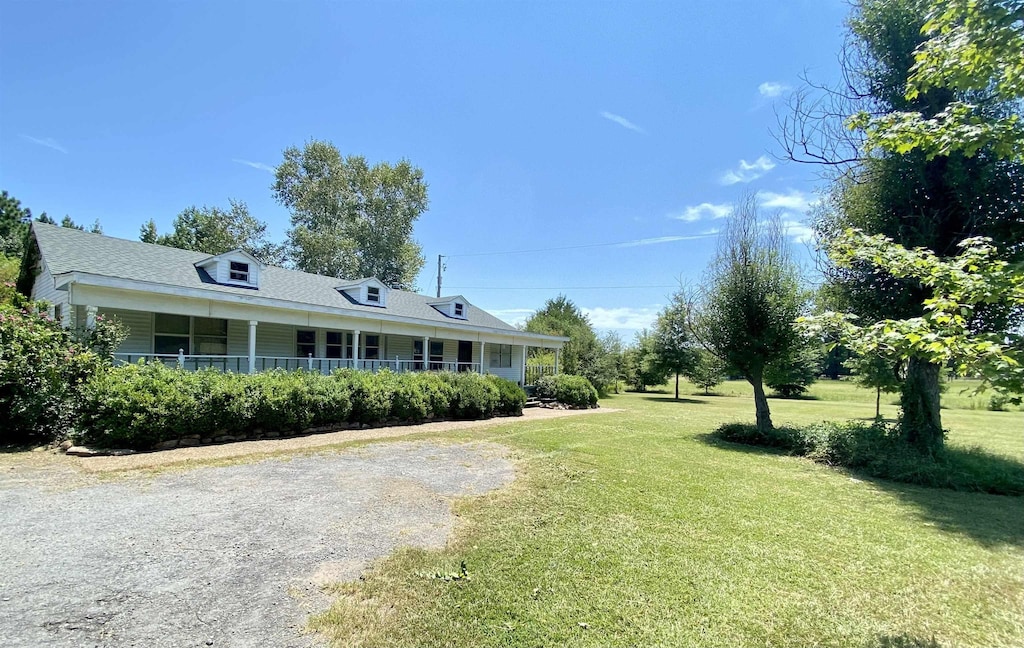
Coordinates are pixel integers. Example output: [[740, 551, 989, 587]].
[[0, 444, 40, 454], [700, 431, 1024, 548], [640, 396, 709, 405]]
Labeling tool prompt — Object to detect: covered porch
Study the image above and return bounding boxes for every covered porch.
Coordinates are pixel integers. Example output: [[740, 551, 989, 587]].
[[78, 305, 561, 385]]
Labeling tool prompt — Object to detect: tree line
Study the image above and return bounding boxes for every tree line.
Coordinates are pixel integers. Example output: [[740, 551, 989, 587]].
[[529, 0, 1024, 459]]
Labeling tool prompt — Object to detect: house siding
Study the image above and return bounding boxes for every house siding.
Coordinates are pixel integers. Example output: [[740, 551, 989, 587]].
[[31, 258, 65, 311], [98, 308, 152, 354], [257, 322, 297, 357], [227, 320, 250, 356], [384, 334, 414, 362]]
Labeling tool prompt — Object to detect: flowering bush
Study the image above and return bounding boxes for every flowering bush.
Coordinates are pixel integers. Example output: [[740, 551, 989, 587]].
[[0, 302, 126, 444]]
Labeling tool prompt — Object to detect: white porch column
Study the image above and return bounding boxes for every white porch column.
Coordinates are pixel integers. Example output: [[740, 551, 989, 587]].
[[480, 341, 486, 374], [554, 348, 560, 375], [353, 330, 361, 367], [85, 305, 98, 330], [248, 320, 258, 374], [423, 336, 429, 369], [521, 344, 528, 385]]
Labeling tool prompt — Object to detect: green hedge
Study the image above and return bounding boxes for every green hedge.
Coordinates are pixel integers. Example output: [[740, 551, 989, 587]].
[[77, 363, 527, 449], [713, 420, 1024, 495], [0, 302, 126, 445], [535, 374, 599, 409]]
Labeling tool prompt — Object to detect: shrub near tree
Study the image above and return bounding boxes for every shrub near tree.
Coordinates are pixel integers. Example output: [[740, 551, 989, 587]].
[[764, 342, 822, 398], [684, 350, 728, 395]]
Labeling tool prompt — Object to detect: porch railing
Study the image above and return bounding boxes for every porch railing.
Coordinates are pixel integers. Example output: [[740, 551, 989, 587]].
[[525, 364, 558, 385], [112, 353, 481, 375]]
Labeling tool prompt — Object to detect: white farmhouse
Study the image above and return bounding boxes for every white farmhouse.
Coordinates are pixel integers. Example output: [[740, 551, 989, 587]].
[[27, 222, 565, 384]]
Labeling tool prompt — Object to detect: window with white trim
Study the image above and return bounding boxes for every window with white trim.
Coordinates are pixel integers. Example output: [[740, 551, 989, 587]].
[[366, 286, 381, 304], [326, 331, 344, 359], [454, 302, 465, 317], [489, 344, 512, 368], [229, 261, 250, 282], [154, 313, 191, 355], [194, 317, 228, 355], [429, 340, 444, 369], [296, 330, 315, 357], [364, 334, 380, 360]]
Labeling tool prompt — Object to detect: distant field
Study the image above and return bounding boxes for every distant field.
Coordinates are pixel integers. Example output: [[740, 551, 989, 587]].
[[704, 376, 1021, 413], [312, 382, 1024, 647]]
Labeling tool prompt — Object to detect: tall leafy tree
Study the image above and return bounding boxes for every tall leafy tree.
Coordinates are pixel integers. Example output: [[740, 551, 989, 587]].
[[273, 140, 428, 289], [622, 330, 670, 392], [693, 194, 804, 433], [147, 200, 286, 265], [857, 0, 1024, 162], [524, 295, 601, 386], [594, 331, 625, 394], [0, 191, 32, 257], [652, 291, 697, 400], [782, 0, 1024, 449]]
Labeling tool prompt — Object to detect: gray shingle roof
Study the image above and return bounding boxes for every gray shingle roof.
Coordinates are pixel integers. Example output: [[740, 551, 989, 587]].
[[32, 222, 544, 336]]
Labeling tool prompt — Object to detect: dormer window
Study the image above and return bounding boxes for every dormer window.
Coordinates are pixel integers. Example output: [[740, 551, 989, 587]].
[[428, 295, 471, 319], [336, 277, 388, 306], [196, 250, 263, 289], [229, 261, 250, 283]]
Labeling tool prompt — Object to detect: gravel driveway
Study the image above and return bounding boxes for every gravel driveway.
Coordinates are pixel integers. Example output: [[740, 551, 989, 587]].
[[0, 441, 514, 648]]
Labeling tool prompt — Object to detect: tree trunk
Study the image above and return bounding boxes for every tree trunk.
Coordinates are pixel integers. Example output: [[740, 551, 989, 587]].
[[675, 373, 680, 400], [875, 386, 881, 420], [748, 371, 774, 434], [899, 357, 943, 454]]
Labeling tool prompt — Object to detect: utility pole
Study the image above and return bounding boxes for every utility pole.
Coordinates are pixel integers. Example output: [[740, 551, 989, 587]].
[[436, 254, 444, 298]]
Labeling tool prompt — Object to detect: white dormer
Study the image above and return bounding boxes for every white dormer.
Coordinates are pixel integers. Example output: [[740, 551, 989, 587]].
[[428, 295, 470, 319], [336, 277, 390, 307], [194, 250, 265, 288]]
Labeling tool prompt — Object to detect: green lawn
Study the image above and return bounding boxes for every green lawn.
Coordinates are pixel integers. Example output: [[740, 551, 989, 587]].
[[312, 380, 1024, 648]]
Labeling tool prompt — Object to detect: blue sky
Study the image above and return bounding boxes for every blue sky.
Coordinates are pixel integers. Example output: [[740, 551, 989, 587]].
[[0, 0, 848, 339]]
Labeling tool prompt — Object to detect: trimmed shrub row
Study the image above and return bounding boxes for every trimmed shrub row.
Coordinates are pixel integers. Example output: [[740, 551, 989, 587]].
[[713, 420, 1024, 495], [535, 374, 599, 409], [77, 363, 527, 449]]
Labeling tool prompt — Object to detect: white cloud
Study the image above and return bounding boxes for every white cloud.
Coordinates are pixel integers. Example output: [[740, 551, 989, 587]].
[[489, 308, 534, 327], [616, 234, 715, 248], [781, 214, 815, 244], [758, 81, 790, 98], [720, 155, 776, 185], [232, 158, 275, 173], [672, 202, 732, 222], [757, 189, 816, 213], [582, 306, 660, 332], [20, 134, 67, 154], [600, 111, 646, 134]]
